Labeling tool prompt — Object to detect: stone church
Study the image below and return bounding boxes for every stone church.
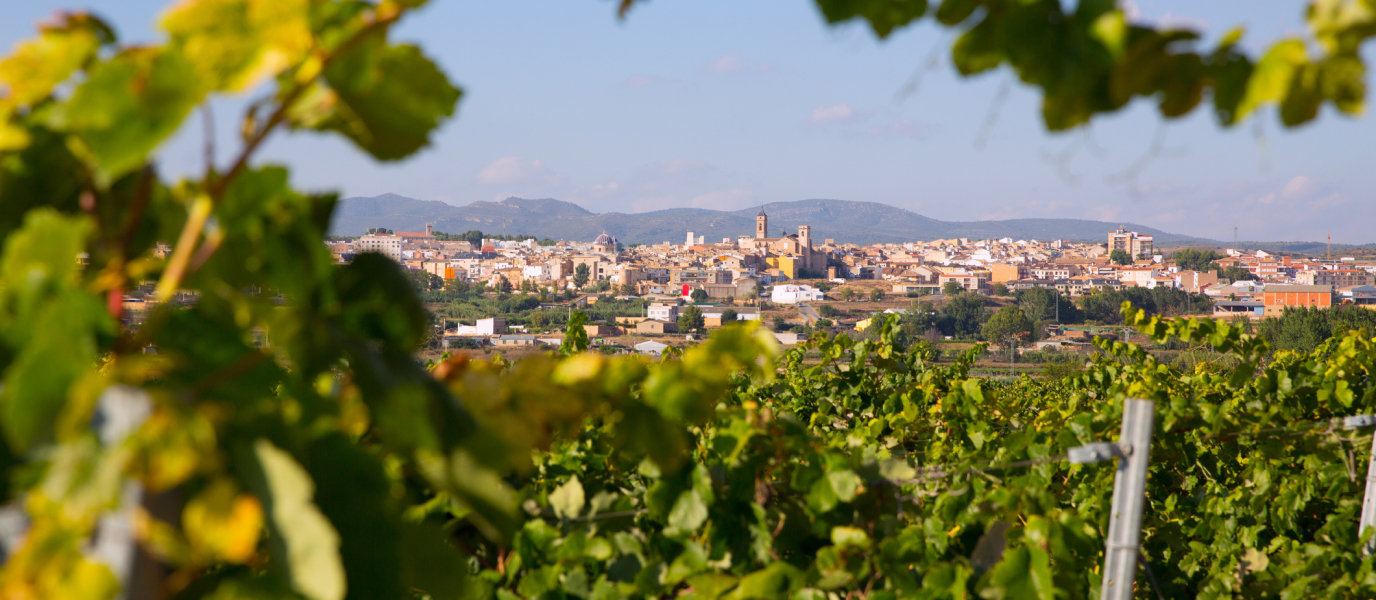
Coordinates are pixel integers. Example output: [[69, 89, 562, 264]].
[[739, 208, 827, 277]]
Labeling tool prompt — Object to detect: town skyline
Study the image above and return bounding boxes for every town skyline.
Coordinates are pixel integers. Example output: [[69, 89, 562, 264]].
[[331, 192, 1370, 248]]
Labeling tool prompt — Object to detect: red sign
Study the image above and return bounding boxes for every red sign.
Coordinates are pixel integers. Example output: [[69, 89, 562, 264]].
[[682, 284, 690, 297]]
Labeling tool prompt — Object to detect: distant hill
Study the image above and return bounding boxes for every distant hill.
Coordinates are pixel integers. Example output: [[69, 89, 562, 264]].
[[330, 195, 1217, 246]]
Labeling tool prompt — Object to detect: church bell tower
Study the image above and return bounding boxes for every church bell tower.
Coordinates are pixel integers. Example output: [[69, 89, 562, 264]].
[[756, 207, 768, 239]]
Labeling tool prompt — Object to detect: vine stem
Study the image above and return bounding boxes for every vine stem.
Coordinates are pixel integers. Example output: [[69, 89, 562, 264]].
[[154, 9, 403, 301]]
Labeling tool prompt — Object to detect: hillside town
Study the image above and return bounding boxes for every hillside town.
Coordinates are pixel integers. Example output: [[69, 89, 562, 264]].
[[334, 212, 1376, 332]]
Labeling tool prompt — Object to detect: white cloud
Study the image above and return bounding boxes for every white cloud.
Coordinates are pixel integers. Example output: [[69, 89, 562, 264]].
[[475, 156, 566, 186], [1249, 175, 1348, 209], [590, 181, 620, 196], [703, 52, 744, 73], [810, 103, 870, 123], [1280, 175, 1314, 198], [689, 189, 755, 210]]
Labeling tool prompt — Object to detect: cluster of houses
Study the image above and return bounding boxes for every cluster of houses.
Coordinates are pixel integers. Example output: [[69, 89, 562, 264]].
[[334, 219, 1376, 354]]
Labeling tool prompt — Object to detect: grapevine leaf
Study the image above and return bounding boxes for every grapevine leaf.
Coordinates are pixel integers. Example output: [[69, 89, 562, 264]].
[[686, 573, 739, 600], [978, 546, 1053, 600], [729, 562, 804, 600], [398, 522, 470, 599], [1320, 53, 1365, 114], [1280, 62, 1322, 126], [182, 478, 264, 564], [812, 0, 929, 38], [550, 475, 586, 520], [935, 0, 979, 26], [306, 434, 405, 600], [0, 12, 113, 107], [0, 128, 85, 250], [952, 16, 1003, 76], [667, 489, 708, 533], [1235, 39, 1307, 122], [827, 469, 862, 503], [44, 47, 206, 186], [241, 439, 346, 600], [160, 0, 312, 92], [310, 35, 461, 161], [0, 210, 107, 451]]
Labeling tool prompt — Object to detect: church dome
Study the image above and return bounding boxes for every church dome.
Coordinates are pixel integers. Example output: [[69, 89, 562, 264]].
[[594, 232, 616, 246]]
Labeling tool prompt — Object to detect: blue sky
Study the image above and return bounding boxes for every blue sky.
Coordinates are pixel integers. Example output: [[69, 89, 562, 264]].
[[3, 1, 1374, 242]]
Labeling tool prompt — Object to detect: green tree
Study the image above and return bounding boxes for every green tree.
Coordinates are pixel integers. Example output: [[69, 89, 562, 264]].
[[840, 287, 856, 301], [1017, 287, 1080, 324], [772, 315, 788, 331], [677, 304, 705, 333], [983, 305, 1036, 345], [818, 304, 839, 318], [497, 275, 513, 294], [690, 288, 709, 303], [992, 282, 1010, 296], [942, 281, 963, 296], [1218, 264, 1251, 282], [945, 292, 987, 338], [560, 311, 590, 355], [1110, 249, 1133, 265], [1172, 248, 1223, 272], [573, 262, 590, 288], [869, 287, 884, 302], [1256, 304, 1376, 353], [719, 308, 738, 324]]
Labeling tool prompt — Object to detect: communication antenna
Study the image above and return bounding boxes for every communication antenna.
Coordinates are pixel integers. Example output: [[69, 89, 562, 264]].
[[1328, 232, 1331, 261], [1233, 226, 1237, 246]]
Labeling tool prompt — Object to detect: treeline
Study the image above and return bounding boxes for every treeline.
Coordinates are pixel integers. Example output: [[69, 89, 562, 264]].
[[871, 286, 1214, 345], [1254, 305, 1376, 353], [431, 229, 557, 246], [1075, 286, 1214, 324], [404, 270, 647, 333], [436, 296, 648, 332], [1170, 248, 1258, 282]]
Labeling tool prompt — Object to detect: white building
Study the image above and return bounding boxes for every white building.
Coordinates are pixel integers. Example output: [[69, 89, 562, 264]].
[[523, 265, 549, 281], [771, 284, 824, 304], [648, 302, 680, 322], [356, 233, 403, 261], [477, 318, 507, 335]]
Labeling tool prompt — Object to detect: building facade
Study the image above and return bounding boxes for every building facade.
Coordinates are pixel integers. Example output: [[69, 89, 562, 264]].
[[356, 233, 403, 261], [1107, 226, 1154, 258], [1262, 285, 1332, 316]]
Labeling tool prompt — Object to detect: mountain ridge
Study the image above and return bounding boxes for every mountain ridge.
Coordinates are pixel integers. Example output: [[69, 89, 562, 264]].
[[331, 194, 1217, 246]]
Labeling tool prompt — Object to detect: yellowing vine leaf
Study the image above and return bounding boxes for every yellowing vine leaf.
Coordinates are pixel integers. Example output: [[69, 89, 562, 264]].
[[160, 0, 313, 92]]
